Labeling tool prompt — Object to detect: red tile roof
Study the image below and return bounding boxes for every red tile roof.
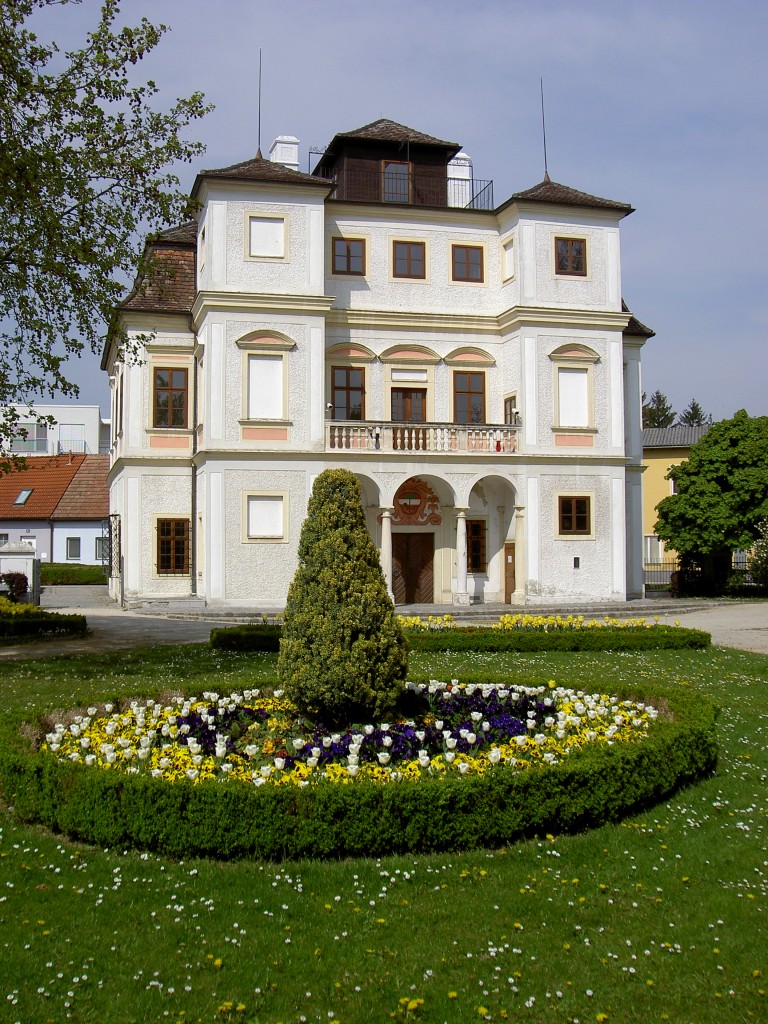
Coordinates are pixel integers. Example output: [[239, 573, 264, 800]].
[[51, 455, 110, 520], [119, 224, 197, 315], [0, 455, 109, 522]]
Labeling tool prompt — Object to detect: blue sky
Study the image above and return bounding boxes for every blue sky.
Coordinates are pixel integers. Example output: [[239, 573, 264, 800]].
[[37, 0, 767, 420]]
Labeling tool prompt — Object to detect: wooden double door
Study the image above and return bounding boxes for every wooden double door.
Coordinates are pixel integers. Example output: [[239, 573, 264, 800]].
[[392, 532, 434, 605]]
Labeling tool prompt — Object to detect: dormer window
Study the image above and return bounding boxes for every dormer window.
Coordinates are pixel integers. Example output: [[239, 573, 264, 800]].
[[14, 489, 33, 505]]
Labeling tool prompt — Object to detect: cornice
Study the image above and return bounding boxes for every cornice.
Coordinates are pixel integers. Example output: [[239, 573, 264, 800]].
[[497, 306, 632, 334], [328, 304, 632, 335], [192, 291, 335, 323]]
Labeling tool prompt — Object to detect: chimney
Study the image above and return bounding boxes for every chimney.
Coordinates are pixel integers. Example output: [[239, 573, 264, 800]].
[[269, 136, 300, 172]]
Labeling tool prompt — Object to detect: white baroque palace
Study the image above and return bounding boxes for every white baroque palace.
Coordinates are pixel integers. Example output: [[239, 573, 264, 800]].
[[102, 119, 652, 610]]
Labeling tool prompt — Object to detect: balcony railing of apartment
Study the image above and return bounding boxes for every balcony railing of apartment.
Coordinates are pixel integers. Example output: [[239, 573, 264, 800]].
[[10, 438, 48, 453], [328, 168, 494, 211], [57, 440, 88, 454], [327, 421, 520, 454]]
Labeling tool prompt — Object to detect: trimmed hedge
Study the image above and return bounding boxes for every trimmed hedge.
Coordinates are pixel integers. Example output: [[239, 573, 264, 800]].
[[0, 683, 717, 861], [0, 612, 88, 643], [210, 624, 282, 652], [210, 622, 711, 654], [40, 563, 106, 586], [406, 625, 711, 653]]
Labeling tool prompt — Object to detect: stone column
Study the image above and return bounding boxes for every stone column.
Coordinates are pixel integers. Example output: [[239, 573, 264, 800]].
[[454, 508, 470, 606], [513, 504, 526, 602], [380, 508, 394, 601]]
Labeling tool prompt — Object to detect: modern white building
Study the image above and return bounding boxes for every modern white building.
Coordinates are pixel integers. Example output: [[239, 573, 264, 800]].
[[102, 119, 652, 610], [8, 404, 110, 456]]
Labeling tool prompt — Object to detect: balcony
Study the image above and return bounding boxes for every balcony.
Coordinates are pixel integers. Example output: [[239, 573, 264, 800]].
[[327, 168, 494, 211], [327, 421, 520, 454]]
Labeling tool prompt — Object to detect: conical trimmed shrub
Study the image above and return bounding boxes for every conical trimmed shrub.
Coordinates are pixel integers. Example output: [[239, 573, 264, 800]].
[[278, 469, 407, 725]]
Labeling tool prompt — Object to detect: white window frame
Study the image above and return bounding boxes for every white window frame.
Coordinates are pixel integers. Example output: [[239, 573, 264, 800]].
[[243, 492, 288, 543], [549, 346, 599, 432], [245, 213, 289, 262], [66, 537, 81, 560]]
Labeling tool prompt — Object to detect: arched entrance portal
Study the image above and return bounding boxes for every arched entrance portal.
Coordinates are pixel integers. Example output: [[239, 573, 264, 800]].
[[385, 478, 443, 605]]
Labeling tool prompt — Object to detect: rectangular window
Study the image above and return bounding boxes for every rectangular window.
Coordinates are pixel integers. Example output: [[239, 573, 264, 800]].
[[502, 237, 515, 280], [66, 537, 81, 560], [644, 535, 663, 564], [157, 519, 190, 575], [153, 368, 188, 428], [382, 161, 410, 203], [558, 496, 591, 536], [59, 423, 86, 454], [331, 367, 365, 420], [453, 371, 485, 424], [247, 495, 284, 539], [0, 533, 9, 546], [555, 237, 587, 276], [557, 367, 589, 427], [248, 355, 284, 419], [452, 244, 484, 282], [14, 489, 33, 505], [332, 237, 365, 275], [95, 536, 108, 561], [248, 215, 285, 258], [10, 422, 47, 453], [467, 520, 487, 573], [504, 395, 518, 424], [393, 240, 425, 279]]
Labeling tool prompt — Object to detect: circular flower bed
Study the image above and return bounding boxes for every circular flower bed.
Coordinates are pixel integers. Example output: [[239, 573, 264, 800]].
[[43, 681, 658, 786], [0, 678, 717, 860]]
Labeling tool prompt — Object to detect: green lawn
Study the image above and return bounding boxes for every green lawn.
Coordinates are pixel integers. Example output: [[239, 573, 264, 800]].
[[0, 643, 765, 1024]]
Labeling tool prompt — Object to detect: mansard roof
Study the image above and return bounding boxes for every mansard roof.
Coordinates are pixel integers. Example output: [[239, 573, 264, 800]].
[[501, 176, 633, 215], [192, 151, 332, 198]]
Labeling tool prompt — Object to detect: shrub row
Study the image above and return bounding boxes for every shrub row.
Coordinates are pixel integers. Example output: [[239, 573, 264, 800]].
[[40, 562, 106, 586], [0, 684, 717, 861], [406, 624, 710, 653], [209, 622, 711, 654], [0, 612, 87, 642], [210, 624, 282, 652]]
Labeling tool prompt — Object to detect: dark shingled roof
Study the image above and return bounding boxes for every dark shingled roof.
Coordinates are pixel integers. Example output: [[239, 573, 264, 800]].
[[51, 455, 110, 520], [643, 426, 710, 449], [504, 177, 633, 214], [622, 300, 655, 338], [333, 118, 460, 150], [192, 151, 332, 198], [119, 224, 196, 316]]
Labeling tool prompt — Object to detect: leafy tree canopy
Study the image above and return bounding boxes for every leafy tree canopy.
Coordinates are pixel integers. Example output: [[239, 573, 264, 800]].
[[655, 410, 768, 557], [677, 398, 713, 428], [642, 390, 676, 429], [0, 0, 210, 457]]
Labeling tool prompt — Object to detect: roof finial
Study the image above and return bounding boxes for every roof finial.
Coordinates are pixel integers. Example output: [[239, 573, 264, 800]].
[[540, 77, 550, 182]]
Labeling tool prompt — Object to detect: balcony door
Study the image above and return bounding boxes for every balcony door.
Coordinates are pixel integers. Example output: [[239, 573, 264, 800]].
[[391, 388, 426, 450], [392, 533, 434, 604]]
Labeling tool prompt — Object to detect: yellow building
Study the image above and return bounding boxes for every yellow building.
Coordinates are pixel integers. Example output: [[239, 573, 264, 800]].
[[642, 425, 709, 566]]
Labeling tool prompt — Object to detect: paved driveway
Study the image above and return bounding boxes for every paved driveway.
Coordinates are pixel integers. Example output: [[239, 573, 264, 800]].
[[1, 593, 767, 659]]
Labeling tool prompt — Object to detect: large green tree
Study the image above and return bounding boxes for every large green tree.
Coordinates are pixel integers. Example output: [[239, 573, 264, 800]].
[[655, 410, 768, 560], [0, 0, 209, 458]]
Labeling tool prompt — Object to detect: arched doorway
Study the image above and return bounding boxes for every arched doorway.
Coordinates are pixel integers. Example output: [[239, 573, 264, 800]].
[[384, 477, 446, 605]]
